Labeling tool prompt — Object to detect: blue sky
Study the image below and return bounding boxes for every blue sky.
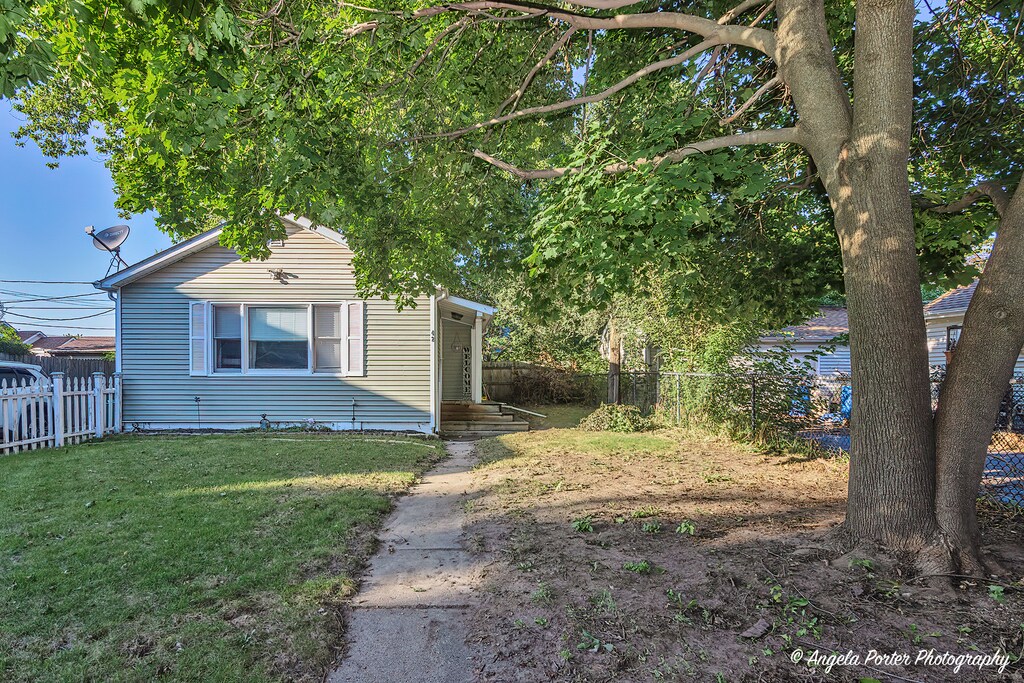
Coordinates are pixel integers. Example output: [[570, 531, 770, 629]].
[[0, 106, 171, 336]]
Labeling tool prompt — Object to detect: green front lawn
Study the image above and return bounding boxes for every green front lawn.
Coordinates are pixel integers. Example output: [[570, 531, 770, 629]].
[[0, 433, 441, 682]]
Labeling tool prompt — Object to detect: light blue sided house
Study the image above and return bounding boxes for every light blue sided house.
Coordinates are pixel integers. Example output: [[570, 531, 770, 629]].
[[95, 215, 528, 435]]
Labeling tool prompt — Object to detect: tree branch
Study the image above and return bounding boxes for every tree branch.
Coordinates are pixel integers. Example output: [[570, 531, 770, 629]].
[[473, 126, 800, 179], [342, 2, 777, 56], [719, 75, 782, 125], [550, 0, 646, 8], [924, 181, 1012, 217], [495, 27, 577, 116], [405, 37, 723, 142], [719, 0, 774, 24], [404, 18, 470, 81]]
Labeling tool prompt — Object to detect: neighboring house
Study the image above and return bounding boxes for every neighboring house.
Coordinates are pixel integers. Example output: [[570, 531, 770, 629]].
[[758, 307, 851, 376], [924, 280, 1024, 373], [20, 332, 76, 356], [15, 329, 46, 346], [94, 215, 495, 434], [760, 280, 1024, 378], [47, 337, 116, 359], [9, 329, 115, 358]]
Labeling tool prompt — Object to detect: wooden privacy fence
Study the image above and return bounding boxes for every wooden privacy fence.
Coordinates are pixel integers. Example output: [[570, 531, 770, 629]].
[[483, 361, 602, 404], [0, 353, 115, 378], [482, 361, 539, 402], [1, 372, 121, 455]]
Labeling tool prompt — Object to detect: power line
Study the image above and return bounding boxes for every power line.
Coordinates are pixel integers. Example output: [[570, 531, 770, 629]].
[[0, 292, 109, 304], [3, 306, 113, 310], [9, 327, 114, 335], [4, 311, 113, 321], [0, 279, 94, 285]]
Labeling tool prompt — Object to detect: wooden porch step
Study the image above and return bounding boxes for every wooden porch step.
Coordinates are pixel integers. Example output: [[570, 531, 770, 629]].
[[441, 402, 503, 413], [441, 408, 513, 420], [442, 415, 515, 425], [441, 420, 530, 433], [440, 401, 531, 436]]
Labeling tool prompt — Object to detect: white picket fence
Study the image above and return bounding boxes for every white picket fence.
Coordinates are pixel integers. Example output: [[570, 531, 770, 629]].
[[0, 372, 121, 455]]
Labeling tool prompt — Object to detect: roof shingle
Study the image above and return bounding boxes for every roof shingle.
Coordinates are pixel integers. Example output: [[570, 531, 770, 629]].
[[923, 280, 977, 317], [762, 307, 849, 342], [48, 337, 116, 355]]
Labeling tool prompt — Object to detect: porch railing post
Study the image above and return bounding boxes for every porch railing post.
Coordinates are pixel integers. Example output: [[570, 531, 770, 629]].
[[51, 373, 65, 448], [92, 372, 105, 438], [113, 372, 123, 433]]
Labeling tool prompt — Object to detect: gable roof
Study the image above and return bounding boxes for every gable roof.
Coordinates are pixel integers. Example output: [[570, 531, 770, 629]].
[[94, 215, 348, 291], [923, 280, 977, 317], [15, 329, 44, 344], [443, 295, 496, 317], [762, 307, 848, 343], [48, 336, 116, 355], [30, 335, 77, 351]]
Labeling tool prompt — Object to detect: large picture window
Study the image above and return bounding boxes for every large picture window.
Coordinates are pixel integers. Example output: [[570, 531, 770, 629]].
[[248, 306, 309, 370], [187, 301, 365, 376]]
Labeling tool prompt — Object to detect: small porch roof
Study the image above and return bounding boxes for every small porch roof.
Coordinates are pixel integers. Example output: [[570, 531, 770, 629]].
[[440, 295, 495, 316], [437, 294, 496, 329]]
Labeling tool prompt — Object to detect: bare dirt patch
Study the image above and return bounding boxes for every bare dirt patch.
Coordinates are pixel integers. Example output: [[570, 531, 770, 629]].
[[465, 428, 1024, 682]]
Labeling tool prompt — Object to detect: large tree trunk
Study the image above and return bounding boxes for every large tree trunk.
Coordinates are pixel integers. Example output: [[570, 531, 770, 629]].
[[934, 179, 1024, 573], [831, 176, 940, 549], [778, 0, 940, 552], [834, 0, 940, 550]]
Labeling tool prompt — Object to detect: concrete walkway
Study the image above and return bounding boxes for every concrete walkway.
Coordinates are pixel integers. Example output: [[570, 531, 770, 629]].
[[328, 441, 481, 683]]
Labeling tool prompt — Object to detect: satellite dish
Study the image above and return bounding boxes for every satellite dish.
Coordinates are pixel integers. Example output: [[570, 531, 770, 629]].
[[85, 224, 131, 275], [91, 224, 131, 252]]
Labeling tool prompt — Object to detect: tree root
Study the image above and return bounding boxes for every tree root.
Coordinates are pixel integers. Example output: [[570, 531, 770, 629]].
[[826, 523, 1005, 588]]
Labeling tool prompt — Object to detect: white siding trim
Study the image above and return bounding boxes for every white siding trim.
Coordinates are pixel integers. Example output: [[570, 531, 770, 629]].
[[130, 421, 433, 434], [429, 294, 437, 433], [99, 228, 224, 290], [472, 312, 483, 403], [114, 292, 122, 373], [98, 217, 351, 291]]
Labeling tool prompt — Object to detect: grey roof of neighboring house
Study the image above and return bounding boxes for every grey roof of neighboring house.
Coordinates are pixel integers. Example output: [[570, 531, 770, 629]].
[[48, 337, 116, 355], [923, 280, 977, 317], [762, 307, 849, 343], [16, 329, 42, 342]]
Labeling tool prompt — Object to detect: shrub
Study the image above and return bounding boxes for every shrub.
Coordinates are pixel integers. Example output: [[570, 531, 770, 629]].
[[579, 403, 652, 433], [0, 325, 30, 355]]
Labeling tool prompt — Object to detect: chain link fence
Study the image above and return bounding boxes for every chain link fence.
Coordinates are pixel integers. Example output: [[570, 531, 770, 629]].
[[558, 369, 1024, 509]]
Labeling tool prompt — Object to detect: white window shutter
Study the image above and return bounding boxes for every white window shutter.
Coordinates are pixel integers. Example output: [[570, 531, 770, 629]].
[[345, 301, 365, 376], [189, 302, 209, 376]]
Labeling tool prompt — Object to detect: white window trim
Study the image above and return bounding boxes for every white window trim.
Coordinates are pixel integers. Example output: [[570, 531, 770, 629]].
[[211, 303, 243, 375], [192, 301, 365, 377]]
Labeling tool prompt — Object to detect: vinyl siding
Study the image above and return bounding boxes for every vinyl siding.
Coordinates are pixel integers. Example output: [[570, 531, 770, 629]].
[[817, 346, 851, 376], [925, 315, 956, 369], [926, 312, 1024, 374], [757, 341, 850, 376], [118, 226, 432, 429], [440, 319, 472, 400]]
